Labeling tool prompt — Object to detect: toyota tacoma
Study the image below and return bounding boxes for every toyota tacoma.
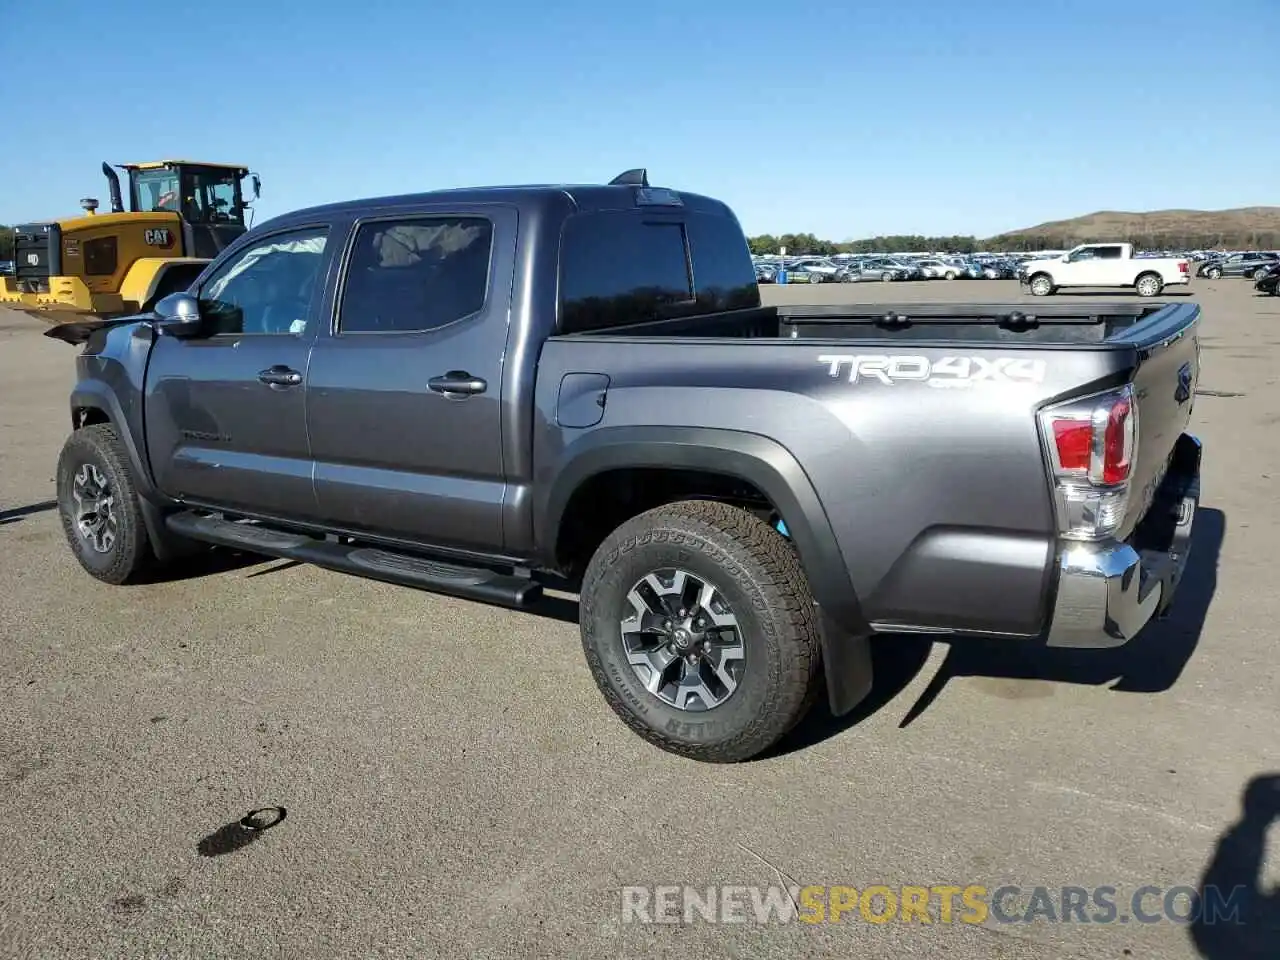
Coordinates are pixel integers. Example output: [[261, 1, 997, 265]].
[[46, 169, 1204, 763]]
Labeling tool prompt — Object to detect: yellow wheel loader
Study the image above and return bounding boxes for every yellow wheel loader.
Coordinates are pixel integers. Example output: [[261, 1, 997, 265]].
[[1, 160, 260, 325]]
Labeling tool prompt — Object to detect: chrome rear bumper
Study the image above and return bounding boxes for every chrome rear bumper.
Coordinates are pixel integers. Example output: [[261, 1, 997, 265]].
[[1047, 434, 1201, 648]]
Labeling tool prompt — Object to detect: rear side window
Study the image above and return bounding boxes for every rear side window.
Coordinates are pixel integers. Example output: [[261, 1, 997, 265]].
[[339, 216, 493, 334], [559, 213, 693, 332]]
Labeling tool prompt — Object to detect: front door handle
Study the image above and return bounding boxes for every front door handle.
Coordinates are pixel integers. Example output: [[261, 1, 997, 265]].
[[258, 365, 303, 387], [428, 370, 487, 397]]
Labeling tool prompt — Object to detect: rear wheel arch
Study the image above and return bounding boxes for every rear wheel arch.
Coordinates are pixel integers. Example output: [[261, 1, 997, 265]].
[[542, 427, 870, 636]]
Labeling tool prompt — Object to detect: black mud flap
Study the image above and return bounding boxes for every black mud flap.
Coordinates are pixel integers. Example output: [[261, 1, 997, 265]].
[[820, 610, 875, 716]]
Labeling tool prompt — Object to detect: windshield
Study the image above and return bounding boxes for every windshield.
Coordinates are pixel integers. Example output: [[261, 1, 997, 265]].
[[133, 169, 180, 213]]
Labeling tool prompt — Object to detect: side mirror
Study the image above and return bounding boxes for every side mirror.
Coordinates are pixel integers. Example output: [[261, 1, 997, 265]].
[[251, 174, 261, 199], [153, 292, 203, 338]]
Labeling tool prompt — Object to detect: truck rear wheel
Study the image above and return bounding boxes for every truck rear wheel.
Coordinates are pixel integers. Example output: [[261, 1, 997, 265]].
[[56, 424, 156, 584], [1134, 272, 1163, 298], [578, 500, 821, 762]]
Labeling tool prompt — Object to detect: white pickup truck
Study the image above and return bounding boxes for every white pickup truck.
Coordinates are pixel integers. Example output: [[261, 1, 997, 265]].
[[1019, 243, 1190, 297]]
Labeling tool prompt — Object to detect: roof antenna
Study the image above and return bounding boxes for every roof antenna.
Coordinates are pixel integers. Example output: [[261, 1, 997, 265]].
[[609, 168, 649, 187]]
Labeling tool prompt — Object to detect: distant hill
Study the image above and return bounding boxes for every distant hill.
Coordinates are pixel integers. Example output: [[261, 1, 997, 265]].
[[987, 207, 1280, 251]]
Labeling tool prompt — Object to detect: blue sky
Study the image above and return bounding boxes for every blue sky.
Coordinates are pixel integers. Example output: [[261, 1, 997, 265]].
[[2, 0, 1276, 239]]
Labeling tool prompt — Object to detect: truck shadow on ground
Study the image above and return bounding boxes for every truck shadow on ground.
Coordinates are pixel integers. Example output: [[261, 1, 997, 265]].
[[1190, 772, 1280, 959], [0, 499, 57, 526], [129, 550, 300, 584], [1051, 289, 1195, 298], [775, 507, 1225, 755]]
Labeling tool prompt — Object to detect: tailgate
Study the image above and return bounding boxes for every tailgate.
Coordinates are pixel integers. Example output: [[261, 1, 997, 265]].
[[1121, 318, 1199, 537]]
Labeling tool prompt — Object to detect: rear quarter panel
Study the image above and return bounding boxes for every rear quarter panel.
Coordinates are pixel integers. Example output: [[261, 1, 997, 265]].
[[535, 336, 1140, 636]]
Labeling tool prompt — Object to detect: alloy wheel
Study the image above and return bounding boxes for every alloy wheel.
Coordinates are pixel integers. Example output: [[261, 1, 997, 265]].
[[619, 568, 745, 711], [71, 462, 118, 554]]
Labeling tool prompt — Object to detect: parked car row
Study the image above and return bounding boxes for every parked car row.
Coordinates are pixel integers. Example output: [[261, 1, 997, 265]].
[[753, 253, 1022, 284], [1195, 250, 1279, 280], [753, 246, 1280, 286]]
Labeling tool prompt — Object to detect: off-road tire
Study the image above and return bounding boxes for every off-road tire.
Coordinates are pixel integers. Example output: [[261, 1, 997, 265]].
[[579, 500, 822, 763], [57, 424, 155, 584]]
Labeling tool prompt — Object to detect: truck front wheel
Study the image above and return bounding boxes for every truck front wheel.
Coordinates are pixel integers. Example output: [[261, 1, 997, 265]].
[[578, 500, 821, 762], [1028, 273, 1054, 296], [56, 424, 157, 584]]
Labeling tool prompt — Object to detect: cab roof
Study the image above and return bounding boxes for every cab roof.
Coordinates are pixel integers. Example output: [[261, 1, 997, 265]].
[[121, 160, 249, 172]]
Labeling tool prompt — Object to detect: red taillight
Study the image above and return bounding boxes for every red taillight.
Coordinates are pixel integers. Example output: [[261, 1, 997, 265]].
[[1179, 261, 1189, 274], [1042, 385, 1137, 486], [1101, 393, 1134, 483], [1052, 420, 1092, 471]]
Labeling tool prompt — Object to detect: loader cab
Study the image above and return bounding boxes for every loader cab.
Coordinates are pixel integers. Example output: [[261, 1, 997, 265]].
[[121, 161, 260, 258]]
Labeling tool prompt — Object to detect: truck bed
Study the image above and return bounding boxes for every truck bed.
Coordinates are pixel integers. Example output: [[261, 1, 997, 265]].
[[540, 296, 1200, 635], [558, 301, 1195, 348]]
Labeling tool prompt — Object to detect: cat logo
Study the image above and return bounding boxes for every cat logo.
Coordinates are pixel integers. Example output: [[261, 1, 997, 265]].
[[144, 228, 175, 249]]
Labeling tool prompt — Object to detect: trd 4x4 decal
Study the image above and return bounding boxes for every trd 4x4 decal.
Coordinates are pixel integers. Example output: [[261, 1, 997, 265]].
[[817, 354, 1047, 387]]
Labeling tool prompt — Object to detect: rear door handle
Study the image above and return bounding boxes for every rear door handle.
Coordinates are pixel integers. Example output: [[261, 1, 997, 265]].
[[428, 371, 487, 397], [258, 365, 303, 387]]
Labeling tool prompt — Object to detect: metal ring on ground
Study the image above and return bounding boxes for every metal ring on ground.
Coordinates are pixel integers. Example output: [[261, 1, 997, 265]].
[[239, 806, 288, 832]]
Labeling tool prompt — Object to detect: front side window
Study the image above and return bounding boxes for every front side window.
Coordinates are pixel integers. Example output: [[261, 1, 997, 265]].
[[197, 227, 329, 336], [338, 217, 494, 334]]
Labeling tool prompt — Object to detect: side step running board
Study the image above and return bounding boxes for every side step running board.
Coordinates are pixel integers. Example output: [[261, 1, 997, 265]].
[[165, 511, 543, 608]]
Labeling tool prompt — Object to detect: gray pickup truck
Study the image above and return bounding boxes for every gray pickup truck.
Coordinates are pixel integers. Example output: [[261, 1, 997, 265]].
[[47, 169, 1203, 763]]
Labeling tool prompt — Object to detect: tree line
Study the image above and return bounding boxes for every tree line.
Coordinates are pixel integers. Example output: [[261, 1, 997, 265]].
[[748, 231, 1280, 256], [6, 223, 1275, 265]]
